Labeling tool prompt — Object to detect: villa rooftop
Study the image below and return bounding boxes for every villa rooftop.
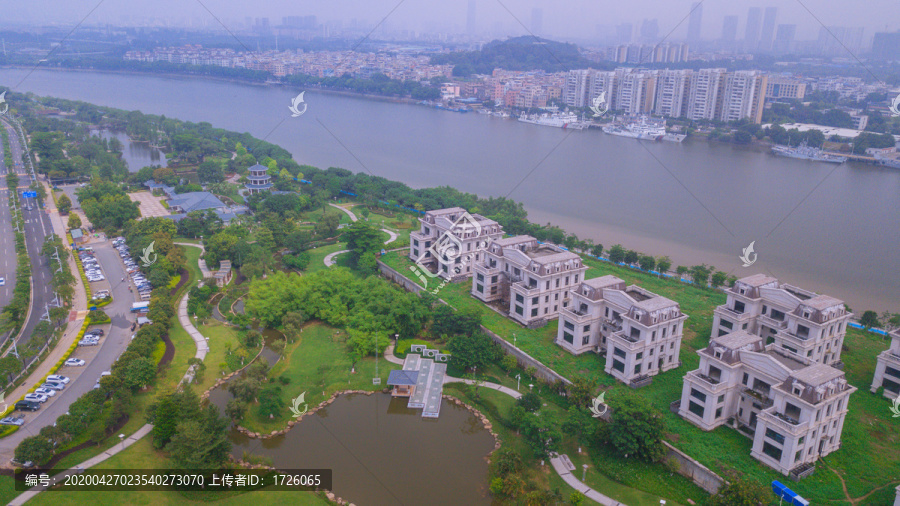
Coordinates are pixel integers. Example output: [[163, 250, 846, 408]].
[[737, 273, 778, 287], [766, 349, 808, 371], [803, 294, 844, 310], [790, 363, 845, 386], [584, 275, 624, 289], [713, 330, 761, 350]]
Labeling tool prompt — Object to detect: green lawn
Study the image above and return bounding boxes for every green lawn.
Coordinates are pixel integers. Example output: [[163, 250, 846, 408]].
[[378, 251, 900, 505], [237, 322, 400, 434], [303, 243, 347, 273], [192, 322, 244, 391]]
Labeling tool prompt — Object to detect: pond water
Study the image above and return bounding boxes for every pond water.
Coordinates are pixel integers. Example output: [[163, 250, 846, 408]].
[[90, 128, 167, 171], [206, 328, 494, 506]]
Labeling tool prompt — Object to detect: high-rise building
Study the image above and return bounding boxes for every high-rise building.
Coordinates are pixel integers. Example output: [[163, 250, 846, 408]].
[[817, 26, 865, 57], [616, 23, 633, 44], [614, 68, 657, 114], [759, 7, 777, 51], [588, 70, 617, 108], [766, 76, 807, 100], [772, 24, 797, 54], [745, 7, 762, 51], [564, 69, 592, 107], [872, 30, 900, 60], [654, 69, 693, 118], [722, 16, 739, 42], [531, 8, 543, 35], [687, 2, 703, 42], [719, 70, 768, 123], [687, 68, 726, 121], [640, 19, 659, 42], [466, 0, 476, 35]]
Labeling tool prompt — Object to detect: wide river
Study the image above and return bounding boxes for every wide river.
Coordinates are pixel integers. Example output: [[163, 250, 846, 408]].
[[2, 68, 898, 312]]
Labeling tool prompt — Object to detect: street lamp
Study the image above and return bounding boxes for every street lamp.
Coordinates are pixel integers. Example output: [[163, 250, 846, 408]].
[[528, 383, 534, 392], [582, 464, 588, 481], [515, 374, 521, 391], [118, 434, 125, 449]]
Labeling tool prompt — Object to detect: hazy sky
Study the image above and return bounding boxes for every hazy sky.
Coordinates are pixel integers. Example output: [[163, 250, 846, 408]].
[[1, 0, 897, 42]]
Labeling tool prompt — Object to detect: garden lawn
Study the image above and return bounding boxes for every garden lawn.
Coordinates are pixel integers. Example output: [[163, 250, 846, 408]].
[[238, 322, 400, 434], [304, 243, 347, 273], [378, 251, 900, 505], [26, 438, 329, 506], [193, 321, 243, 392]]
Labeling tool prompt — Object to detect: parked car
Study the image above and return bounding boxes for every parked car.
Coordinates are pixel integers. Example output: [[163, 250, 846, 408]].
[[34, 388, 56, 397], [40, 382, 65, 391], [9, 458, 34, 468], [24, 393, 48, 404], [47, 375, 70, 384], [0, 414, 25, 426], [78, 339, 99, 346], [15, 400, 41, 411], [85, 329, 104, 336], [65, 358, 86, 367]]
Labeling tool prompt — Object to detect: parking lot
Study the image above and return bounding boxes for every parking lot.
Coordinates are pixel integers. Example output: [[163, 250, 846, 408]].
[[114, 238, 153, 301], [128, 191, 169, 219], [78, 248, 106, 283]]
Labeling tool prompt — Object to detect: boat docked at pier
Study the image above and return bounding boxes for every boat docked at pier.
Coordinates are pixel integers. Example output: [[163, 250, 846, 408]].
[[602, 117, 666, 140], [517, 111, 586, 129], [771, 141, 847, 163]]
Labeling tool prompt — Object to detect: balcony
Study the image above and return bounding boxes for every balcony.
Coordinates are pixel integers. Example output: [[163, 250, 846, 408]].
[[603, 318, 623, 333], [758, 407, 808, 436], [687, 370, 729, 394], [560, 306, 593, 324], [511, 281, 541, 296], [742, 387, 774, 409], [716, 304, 754, 321], [879, 349, 900, 367], [608, 331, 646, 350], [758, 314, 788, 330]]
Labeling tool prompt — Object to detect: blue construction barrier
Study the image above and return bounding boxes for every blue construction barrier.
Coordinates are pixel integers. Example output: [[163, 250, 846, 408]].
[[848, 322, 890, 336]]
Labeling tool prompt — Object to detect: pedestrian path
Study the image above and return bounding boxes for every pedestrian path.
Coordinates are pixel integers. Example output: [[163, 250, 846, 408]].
[[324, 249, 350, 267], [174, 242, 210, 279]]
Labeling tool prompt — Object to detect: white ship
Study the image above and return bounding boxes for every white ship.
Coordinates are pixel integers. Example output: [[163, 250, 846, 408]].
[[602, 117, 666, 140], [517, 111, 585, 129]]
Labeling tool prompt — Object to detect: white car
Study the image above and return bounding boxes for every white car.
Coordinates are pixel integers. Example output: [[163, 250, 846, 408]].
[[79, 339, 99, 346], [34, 388, 56, 397], [65, 358, 86, 367], [24, 393, 48, 404], [46, 375, 70, 384], [40, 382, 65, 391]]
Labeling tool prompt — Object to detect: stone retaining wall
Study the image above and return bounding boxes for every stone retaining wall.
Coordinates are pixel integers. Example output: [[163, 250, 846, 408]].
[[663, 441, 726, 494]]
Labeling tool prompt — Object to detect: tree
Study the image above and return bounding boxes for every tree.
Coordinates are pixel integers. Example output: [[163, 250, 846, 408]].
[[689, 264, 712, 287], [225, 399, 246, 421], [56, 193, 72, 214], [656, 256, 672, 275], [566, 377, 595, 408], [624, 250, 639, 265], [149, 395, 179, 449], [710, 270, 728, 289], [15, 436, 54, 465], [860, 310, 879, 328], [123, 357, 156, 390], [257, 386, 283, 418], [500, 354, 518, 373], [608, 244, 626, 263], [519, 410, 562, 459], [166, 407, 231, 470], [67, 213, 82, 230], [281, 311, 307, 341], [314, 210, 341, 238], [638, 255, 656, 272], [447, 331, 497, 371], [197, 160, 225, 184], [603, 391, 665, 462], [344, 221, 384, 270], [516, 392, 541, 412], [708, 476, 770, 506], [561, 406, 594, 444], [590, 243, 603, 257]]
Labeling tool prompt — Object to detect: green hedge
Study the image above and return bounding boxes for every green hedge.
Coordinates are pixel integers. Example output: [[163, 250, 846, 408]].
[[0, 425, 20, 439]]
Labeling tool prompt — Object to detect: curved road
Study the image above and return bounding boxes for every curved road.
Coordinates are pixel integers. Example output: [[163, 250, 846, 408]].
[[323, 203, 398, 267]]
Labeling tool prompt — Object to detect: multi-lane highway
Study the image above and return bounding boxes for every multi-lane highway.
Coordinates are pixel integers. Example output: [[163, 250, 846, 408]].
[[0, 122, 18, 310]]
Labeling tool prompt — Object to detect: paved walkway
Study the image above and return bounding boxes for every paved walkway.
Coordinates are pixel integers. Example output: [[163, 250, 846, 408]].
[[324, 249, 350, 267], [383, 343, 617, 505], [174, 242, 211, 279], [328, 202, 399, 243]]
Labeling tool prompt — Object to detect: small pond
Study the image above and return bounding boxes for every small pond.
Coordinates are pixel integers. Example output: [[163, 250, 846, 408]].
[[90, 129, 167, 171]]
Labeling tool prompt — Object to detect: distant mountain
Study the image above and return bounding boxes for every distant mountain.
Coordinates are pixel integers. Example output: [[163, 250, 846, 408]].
[[430, 36, 595, 76]]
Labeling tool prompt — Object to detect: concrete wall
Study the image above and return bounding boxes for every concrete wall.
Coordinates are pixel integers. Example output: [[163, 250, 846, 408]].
[[663, 441, 726, 494], [378, 260, 571, 385]]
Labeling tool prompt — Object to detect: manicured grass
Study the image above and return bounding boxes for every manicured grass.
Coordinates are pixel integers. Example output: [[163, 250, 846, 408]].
[[304, 243, 347, 273], [193, 321, 243, 391], [26, 437, 330, 506], [237, 322, 400, 434], [378, 251, 900, 504]]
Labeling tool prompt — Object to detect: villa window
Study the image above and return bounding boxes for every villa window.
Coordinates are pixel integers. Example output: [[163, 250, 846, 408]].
[[582, 335, 590, 345], [720, 319, 733, 330], [715, 407, 723, 419], [412, 249, 419, 257], [563, 332, 574, 344], [575, 274, 579, 283], [564, 321, 575, 331], [476, 273, 484, 282], [797, 325, 810, 339], [630, 328, 641, 340], [733, 301, 745, 313], [662, 327, 667, 338], [690, 389, 707, 402], [708, 365, 722, 382], [556, 279, 560, 288], [515, 306, 523, 316], [531, 308, 538, 317], [476, 284, 483, 293], [765, 428, 786, 445], [717, 395, 725, 404], [762, 442, 783, 461], [634, 363, 642, 374], [613, 347, 626, 359], [688, 401, 704, 418], [516, 294, 524, 303], [532, 297, 539, 305], [583, 325, 590, 333], [636, 352, 644, 360], [612, 359, 625, 373], [742, 373, 749, 385]]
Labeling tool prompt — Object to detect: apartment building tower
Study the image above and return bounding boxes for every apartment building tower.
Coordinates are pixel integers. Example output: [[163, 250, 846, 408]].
[[654, 69, 692, 118], [471, 236, 586, 327], [686, 68, 726, 121], [555, 275, 688, 386], [719, 70, 768, 123]]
